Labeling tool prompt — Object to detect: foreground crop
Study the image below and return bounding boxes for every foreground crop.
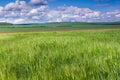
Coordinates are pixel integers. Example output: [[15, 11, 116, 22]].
[[0, 30, 120, 80]]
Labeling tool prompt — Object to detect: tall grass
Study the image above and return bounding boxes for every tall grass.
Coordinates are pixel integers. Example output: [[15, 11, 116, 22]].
[[0, 29, 120, 80]]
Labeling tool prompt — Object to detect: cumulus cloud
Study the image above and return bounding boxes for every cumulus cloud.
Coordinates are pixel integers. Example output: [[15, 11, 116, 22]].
[[46, 6, 101, 22], [4, 0, 29, 11], [30, 0, 48, 5], [14, 18, 25, 23], [116, 14, 120, 17], [0, 0, 120, 24], [0, 6, 3, 12]]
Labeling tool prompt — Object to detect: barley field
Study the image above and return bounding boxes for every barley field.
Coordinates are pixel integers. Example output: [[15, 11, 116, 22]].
[[0, 29, 120, 80]]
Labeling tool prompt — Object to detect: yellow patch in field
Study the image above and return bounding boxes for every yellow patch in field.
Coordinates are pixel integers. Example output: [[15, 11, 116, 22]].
[[0, 34, 14, 40]]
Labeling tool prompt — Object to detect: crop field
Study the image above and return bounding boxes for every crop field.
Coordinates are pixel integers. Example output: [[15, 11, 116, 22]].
[[0, 29, 120, 80], [0, 22, 120, 32]]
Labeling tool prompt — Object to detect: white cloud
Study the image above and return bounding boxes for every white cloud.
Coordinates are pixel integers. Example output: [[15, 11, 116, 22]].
[[5, 0, 28, 11], [115, 14, 120, 17], [13, 18, 25, 24], [0, 6, 3, 12], [46, 6, 101, 22], [30, 0, 47, 5]]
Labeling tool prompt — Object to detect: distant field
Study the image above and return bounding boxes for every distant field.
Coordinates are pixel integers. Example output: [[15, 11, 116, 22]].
[[0, 29, 120, 80], [0, 22, 120, 32]]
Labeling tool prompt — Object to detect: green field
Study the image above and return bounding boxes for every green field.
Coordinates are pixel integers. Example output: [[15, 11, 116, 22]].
[[0, 22, 120, 32], [0, 29, 120, 80]]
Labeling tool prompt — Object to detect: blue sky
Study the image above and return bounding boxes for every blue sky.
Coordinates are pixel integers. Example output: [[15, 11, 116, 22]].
[[49, 0, 120, 11], [0, 0, 120, 23]]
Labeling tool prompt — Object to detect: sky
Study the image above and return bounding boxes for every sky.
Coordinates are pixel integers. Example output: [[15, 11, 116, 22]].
[[0, 0, 120, 24]]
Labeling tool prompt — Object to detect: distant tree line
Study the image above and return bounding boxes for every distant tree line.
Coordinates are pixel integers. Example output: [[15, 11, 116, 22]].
[[0, 22, 13, 26]]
